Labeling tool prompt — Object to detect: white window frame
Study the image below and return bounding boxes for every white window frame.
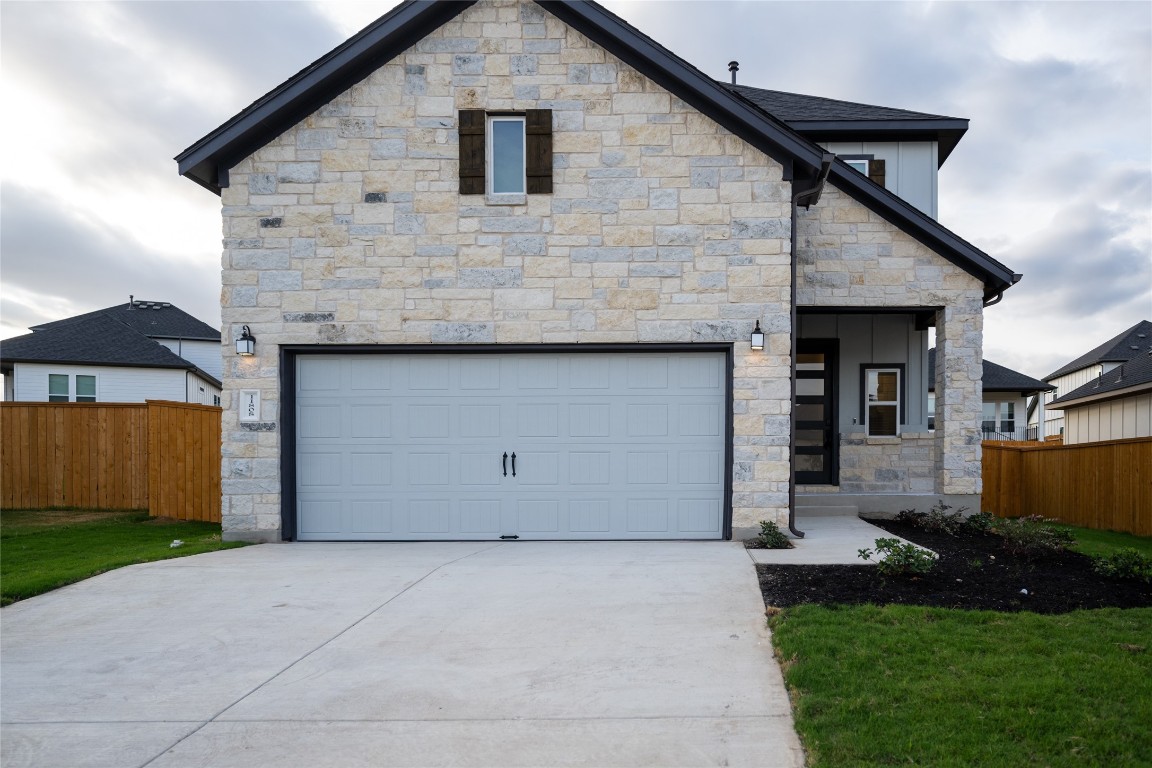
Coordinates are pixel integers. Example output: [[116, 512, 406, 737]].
[[487, 115, 526, 196], [844, 158, 870, 175], [865, 367, 901, 437], [47, 373, 97, 403], [48, 373, 69, 403], [75, 374, 96, 403]]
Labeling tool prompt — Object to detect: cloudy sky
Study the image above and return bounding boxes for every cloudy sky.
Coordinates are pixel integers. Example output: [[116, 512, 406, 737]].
[[1, 0, 1149, 379]]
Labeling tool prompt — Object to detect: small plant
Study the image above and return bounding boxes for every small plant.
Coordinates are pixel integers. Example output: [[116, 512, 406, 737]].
[[858, 538, 937, 577], [754, 520, 794, 549], [896, 508, 925, 525], [962, 511, 996, 535], [994, 515, 1075, 559], [919, 500, 971, 536], [1092, 549, 1152, 583]]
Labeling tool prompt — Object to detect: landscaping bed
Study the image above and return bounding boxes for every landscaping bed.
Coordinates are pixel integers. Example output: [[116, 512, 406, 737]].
[[757, 518, 1152, 614]]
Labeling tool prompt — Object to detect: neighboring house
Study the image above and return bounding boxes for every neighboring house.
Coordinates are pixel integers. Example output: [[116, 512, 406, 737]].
[[0, 299, 222, 405], [1045, 347, 1152, 444], [1028, 320, 1152, 437], [927, 348, 1053, 441], [176, 0, 1018, 543]]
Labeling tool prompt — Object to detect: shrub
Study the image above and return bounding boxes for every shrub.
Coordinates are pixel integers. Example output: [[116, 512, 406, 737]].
[[1092, 549, 1152, 583], [858, 538, 937, 577], [994, 515, 1075, 559], [896, 508, 925, 525], [962, 511, 996, 535], [920, 500, 969, 536], [756, 520, 794, 549]]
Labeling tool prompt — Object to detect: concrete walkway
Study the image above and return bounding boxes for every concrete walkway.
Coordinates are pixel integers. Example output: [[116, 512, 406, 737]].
[[746, 515, 923, 565], [1, 542, 805, 768]]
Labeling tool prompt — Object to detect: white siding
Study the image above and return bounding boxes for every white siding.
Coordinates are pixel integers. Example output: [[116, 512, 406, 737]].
[[1063, 393, 1152, 444], [1029, 364, 1104, 435], [185, 372, 222, 405], [11, 363, 187, 403], [822, 140, 939, 218], [156, 338, 223, 380]]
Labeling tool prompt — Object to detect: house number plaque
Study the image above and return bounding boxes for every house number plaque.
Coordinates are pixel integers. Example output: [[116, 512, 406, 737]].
[[239, 390, 260, 422]]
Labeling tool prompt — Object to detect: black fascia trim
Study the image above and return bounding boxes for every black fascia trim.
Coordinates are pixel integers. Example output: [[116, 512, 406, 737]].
[[536, 1, 825, 177], [797, 306, 944, 315], [826, 166, 1016, 297], [788, 121, 967, 166], [0, 357, 195, 371], [279, 342, 736, 542], [176, 1, 476, 194]]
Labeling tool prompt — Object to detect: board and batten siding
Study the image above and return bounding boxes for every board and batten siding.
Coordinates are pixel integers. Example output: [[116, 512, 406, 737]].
[[1061, 393, 1152, 445], [820, 141, 939, 219], [11, 363, 188, 403]]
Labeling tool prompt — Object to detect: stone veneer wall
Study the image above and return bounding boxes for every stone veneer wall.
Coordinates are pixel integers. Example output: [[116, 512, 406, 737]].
[[217, 0, 797, 538], [796, 184, 985, 497], [838, 434, 937, 494]]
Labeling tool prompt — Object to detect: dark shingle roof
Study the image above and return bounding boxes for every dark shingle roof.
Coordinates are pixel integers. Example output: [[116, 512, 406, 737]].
[[31, 300, 220, 342], [928, 348, 1053, 393], [1, 314, 202, 370], [722, 84, 969, 165], [174, 0, 1018, 298], [1048, 348, 1152, 407], [1044, 320, 1152, 381]]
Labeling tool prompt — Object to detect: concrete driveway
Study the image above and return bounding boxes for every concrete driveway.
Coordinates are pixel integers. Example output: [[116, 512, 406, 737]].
[[1, 542, 804, 767]]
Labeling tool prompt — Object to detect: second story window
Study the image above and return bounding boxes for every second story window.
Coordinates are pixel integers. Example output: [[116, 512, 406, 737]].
[[489, 116, 526, 195], [459, 109, 552, 197], [842, 155, 886, 188]]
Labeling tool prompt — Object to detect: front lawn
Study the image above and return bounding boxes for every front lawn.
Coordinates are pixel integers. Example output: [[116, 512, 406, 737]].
[[765, 519, 1152, 766], [1, 509, 248, 606]]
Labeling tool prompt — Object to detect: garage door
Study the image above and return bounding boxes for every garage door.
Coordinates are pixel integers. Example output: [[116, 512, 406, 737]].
[[294, 351, 727, 540]]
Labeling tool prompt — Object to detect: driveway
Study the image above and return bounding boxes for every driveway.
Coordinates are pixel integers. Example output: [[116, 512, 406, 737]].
[[1, 542, 804, 767]]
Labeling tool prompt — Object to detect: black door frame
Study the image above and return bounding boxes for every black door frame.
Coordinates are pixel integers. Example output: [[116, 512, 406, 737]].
[[795, 338, 838, 486]]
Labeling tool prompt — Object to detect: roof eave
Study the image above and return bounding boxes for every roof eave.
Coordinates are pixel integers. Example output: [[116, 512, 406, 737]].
[[786, 119, 968, 166], [1047, 382, 1152, 410]]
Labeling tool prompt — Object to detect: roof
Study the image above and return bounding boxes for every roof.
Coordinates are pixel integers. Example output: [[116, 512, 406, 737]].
[[175, 0, 1017, 298], [723, 85, 968, 165], [928, 348, 1053, 394], [1047, 348, 1152, 409], [32, 299, 220, 342], [1044, 320, 1152, 381], [1, 314, 214, 376]]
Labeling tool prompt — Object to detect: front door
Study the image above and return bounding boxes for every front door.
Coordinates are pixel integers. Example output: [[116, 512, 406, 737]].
[[795, 340, 837, 485]]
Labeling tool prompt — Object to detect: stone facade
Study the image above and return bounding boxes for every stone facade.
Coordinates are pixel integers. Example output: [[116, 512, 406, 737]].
[[838, 434, 937, 494], [218, 0, 795, 537], [796, 184, 985, 498]]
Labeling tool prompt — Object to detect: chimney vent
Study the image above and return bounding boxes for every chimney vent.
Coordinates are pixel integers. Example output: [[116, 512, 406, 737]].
[[728, 61, 739, 85]]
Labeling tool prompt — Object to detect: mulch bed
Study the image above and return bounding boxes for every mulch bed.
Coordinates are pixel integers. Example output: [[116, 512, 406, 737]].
[[756, 519, 1152, 614]]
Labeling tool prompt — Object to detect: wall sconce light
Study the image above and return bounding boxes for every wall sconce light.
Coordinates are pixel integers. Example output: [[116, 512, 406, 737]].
[[750, 321, 764, 351], [235, 325, 256, 356]]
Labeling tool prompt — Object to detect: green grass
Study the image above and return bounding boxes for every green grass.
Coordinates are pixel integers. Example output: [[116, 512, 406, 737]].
[[1057, 524, 1152, 559], [771, 605, 1152, 767], [1, 509, 248, 606]]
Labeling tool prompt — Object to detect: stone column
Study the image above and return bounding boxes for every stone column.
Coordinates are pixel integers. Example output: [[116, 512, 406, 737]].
[[934, 295, 983, 495]]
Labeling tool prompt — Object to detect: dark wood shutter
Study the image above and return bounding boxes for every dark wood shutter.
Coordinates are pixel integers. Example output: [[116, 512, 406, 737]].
[[459, 109, 485, 195], [868, 158, 886, 189], [525, 109, 553, 194]]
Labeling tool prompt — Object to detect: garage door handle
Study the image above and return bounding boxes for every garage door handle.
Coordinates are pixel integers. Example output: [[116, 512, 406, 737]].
[[502, 452, 508, 477], [511, 452, 517, 477]]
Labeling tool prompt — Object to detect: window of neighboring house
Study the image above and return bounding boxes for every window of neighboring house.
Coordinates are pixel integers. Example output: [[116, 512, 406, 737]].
[[75, 375, 96, 403], [1001, 402, 1015, 434], [841, 154, 886, 188], [459, 109, 552, 197], [48, 374, 69, 402], [927, 393, 936, 431], [865, 368, 901, 437], [982, 402, 997, 434], [213, 395, 221, 406]]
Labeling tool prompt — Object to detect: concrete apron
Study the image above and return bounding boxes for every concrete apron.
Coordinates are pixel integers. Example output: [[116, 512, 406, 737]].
[[1, 542, 805, 768], [747, 516, 930, 565]]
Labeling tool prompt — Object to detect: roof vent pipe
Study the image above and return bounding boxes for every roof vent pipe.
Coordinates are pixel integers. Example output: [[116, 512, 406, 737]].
[[128, 294, 135, 309], [728, 61, 739, 85]]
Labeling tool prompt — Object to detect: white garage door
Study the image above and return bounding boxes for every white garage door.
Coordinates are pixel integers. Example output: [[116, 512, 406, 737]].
[[295, 352, 727, 540]]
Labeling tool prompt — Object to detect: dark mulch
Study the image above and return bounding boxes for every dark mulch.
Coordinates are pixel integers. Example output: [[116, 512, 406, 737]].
[[756, 519, 1152, 614]]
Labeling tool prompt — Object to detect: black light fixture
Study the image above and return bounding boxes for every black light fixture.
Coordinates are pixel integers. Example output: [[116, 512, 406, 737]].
[[235, 325, 256, 356], [750, 320, 764, 351]]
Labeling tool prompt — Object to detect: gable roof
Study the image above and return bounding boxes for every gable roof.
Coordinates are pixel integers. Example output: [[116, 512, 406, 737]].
[[1044, 320, 1152, 381], [31, 299, 220, 342], [1047, 348, 1152, 409], [175, 0, 1017, 298], [1, 314, 210, 373], [928, 348, 1053, 394], [724, 85, 968, 166]]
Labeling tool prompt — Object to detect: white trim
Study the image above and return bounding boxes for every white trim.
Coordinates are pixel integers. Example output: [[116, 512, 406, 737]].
[[486, 115, 526, 196], [865, 367, 901, 437]]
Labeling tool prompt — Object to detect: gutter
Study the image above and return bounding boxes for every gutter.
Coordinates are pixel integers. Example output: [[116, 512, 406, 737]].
[[983, 274, 1022, 307], [787, 153, 835, 539]]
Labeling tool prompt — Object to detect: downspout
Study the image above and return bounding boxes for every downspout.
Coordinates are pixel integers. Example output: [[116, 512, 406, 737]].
[[982, 274, 1022, 308], [787, 153, 835, 539]]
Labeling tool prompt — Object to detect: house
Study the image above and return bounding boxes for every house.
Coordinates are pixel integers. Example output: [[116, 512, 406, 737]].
[[0, 299, 222, 405], [1044, 347, 1152, 444], [927, 348, 1053, 441], [1028, 319, 1152, 437], [176, 0, 1018, 543]]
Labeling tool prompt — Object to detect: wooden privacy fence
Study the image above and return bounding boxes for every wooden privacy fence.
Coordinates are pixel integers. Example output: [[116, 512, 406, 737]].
[[1, 401, 222, 522], [982, 436, 1152, 536]]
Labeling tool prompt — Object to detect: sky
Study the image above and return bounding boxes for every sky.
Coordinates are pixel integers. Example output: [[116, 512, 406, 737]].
[[1, 0, 1149, 380]]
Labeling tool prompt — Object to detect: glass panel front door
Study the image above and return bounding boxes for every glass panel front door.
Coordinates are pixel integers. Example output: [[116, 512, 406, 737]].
[[795, 340, 837, 485]]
